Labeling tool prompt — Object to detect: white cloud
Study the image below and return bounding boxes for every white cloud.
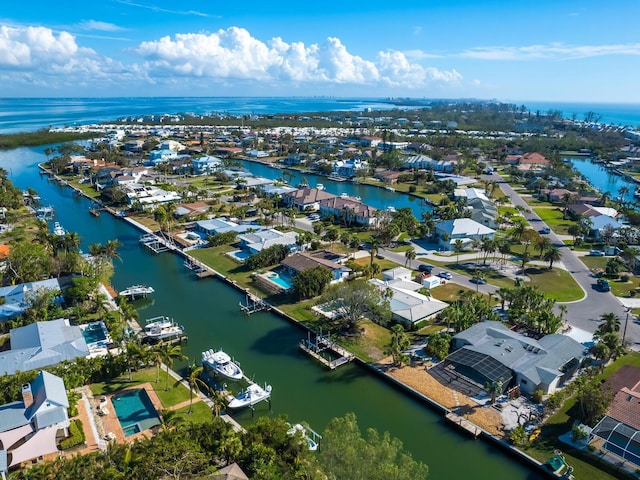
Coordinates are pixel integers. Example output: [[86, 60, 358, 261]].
[[461, 42, 640, 60], [77, 20, 125, 32], [135, 27, 461, 88], [115, 0, 212, 17]]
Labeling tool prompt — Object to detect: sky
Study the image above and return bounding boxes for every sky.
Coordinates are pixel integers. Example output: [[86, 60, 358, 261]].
[[1, 0, 639, 102]]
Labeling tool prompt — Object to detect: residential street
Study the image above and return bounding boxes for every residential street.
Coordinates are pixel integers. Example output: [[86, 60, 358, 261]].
[[492, 173, 640, 349]]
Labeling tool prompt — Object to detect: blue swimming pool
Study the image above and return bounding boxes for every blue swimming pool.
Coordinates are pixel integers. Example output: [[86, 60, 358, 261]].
[[266, 269, 293, 290], [112, 389, 161, 436], [81, 322, 107, 345], [228, 249, 251, 262]]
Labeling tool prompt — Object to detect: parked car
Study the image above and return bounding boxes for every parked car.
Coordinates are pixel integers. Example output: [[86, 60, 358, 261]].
[[589, 250, 605, 256], [438, 271, 452, 280], [596, 278, 611, 292], [539, 227, 551, 234], [418, 264, 433, 273], [470, 277, 487, 285]]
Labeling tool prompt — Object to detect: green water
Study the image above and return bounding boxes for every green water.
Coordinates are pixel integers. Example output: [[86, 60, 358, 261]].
[[1, 146, 540, 479]]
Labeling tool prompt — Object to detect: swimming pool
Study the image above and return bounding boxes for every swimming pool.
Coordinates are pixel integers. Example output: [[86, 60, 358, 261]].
[[228, 249, 251, 262], [81, 322, 107, 345], [266, 269, 293, 290], [112, 389, 161, 436]]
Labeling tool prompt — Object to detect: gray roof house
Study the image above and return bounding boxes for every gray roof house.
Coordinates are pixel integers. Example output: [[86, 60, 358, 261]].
[[447, 321, 585, 395], [237, 228, 298, 255], [0, 319, 90, 376], [0, 371, 70, 475]]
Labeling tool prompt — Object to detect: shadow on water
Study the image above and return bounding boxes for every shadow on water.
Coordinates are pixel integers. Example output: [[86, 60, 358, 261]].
[[249, 325, 303, 357], [313, 364, 363, 384]]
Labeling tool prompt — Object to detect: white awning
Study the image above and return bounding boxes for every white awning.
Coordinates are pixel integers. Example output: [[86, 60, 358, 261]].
[[9, 427, 58, 467], [0, 424, 33, 451]]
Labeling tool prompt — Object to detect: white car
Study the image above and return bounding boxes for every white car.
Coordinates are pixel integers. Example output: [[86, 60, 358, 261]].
[[438, 271, 452, 280]]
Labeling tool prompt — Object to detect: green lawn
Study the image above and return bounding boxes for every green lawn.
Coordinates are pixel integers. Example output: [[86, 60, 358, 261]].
[[525, 267, 584, 302], [90, 367, 195, 409], [531, 207, 576, 235], [339, 319, 391, 362], [172, 401, 216, 424]]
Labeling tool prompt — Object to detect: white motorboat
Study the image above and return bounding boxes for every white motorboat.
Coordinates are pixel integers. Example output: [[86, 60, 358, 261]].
[[287, 423, 320, 451], [140, 316, 184, 343], [119, 284, 155, 299], [386, 206, 396, 213], [227, 383, 272, 409], [316, 183, 325, 191], [52, 222, 66, 236], [202, 349, 243, 381], [36, 205, 55, 219]]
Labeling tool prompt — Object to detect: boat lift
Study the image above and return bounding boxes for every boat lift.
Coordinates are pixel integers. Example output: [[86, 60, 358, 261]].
[[239, 292, 270, 315]]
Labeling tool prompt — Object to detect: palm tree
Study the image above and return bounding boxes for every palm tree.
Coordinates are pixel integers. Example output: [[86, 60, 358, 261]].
[[63, 231, 81, 253], [404, 247, 416, 268], [453, 239, 464, 265], [595, 312, 621, 339], [543, 246, 562, 269], [186, 362, 209, 414], [159, 408, 185, 431], [163, 344, 188, 391], [211, 388, 229, 417], [369, 238, 380, 267], [535, 236, 551, 258], [520, 250, 531, 275], [103, 238, 123, 262]]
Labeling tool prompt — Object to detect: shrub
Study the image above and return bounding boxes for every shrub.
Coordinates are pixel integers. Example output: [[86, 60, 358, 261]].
[[572, 424, 588, 443], [408, 185, 417, 193], [531, 389, 544, 404], [60, 419, 85, 450], [620, 274, 630, 282]]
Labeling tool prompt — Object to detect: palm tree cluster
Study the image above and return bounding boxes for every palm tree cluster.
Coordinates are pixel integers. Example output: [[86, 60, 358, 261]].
[[592, 312, 625, 361], [496, 284, 563, 335], [440, 291, 497, 333]]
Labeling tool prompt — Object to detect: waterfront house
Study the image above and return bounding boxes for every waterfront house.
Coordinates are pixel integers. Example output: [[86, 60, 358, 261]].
[[123, 183, 181, 209], [0, 319, 90, 376], [318, 197, 378, 227], [374, 170, 401, 185], [447, 321, 584, 395], [369, 278, 448, 325], [283, 188, 337, 211], [0, 278, 64, 321], [402, 154, 455, 172], [175, 201, 210, 218], [280, 252, 351, 283], [590, 366, 640, 468], [192, 155, 222, 175], [0, 371, 70, 475], [454, 188, 488, 201], [237, 228, 298, 255], [195, 218, 259, 236], [332, 158, 368, 178], [434, 218, 495, 251]]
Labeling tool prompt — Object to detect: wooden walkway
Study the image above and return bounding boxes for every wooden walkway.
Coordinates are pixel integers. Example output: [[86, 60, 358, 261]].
[[445, 412, 482, 438]]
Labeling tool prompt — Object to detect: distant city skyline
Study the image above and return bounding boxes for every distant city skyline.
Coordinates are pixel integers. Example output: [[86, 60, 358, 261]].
[[1, 0, 639, 102]]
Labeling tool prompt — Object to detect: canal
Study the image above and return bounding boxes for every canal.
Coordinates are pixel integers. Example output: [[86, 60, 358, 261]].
[[569, 156, 638, 203], [2, 146, 537, 479], [238, 159, 433, 218]]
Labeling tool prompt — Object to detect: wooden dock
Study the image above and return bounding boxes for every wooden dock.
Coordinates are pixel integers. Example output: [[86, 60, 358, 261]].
[[184, 257, 216, 278], [445, 412, 481, 438], [299, 330, 354, 370], [139, 233, 175, 253]]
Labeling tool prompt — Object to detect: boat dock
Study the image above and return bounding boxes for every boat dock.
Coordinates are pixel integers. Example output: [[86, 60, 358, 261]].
[[184, 257, 216, 278], [139, 232, 176, 253], [239, 292, 271, 315], [299, 329, 354, 369], [445, 412, 481, 438]]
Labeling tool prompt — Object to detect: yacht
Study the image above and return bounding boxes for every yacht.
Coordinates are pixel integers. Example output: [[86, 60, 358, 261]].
[[139, 316, 184, 343], [202, 349, 243, 381], [386, 206, 397, 213], [316, 183, 325, 191], [52, 222, 66, 236], [227, 383, 272, 409], [385, 186, 395, 192], [119, 284, 155, 299]]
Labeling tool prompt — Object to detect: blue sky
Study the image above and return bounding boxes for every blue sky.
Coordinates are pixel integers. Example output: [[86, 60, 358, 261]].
[[1, 0, 639, 101]]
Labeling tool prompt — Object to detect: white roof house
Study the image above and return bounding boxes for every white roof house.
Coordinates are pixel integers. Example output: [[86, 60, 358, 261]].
[[382, 267, 413, 282], [454, 188, 488, 201], [370, 278, 448, 325], [435, 218, 495, 251], [124, 183, 181, 208], [237, 228, 298, 255], [0, 319, 90, 376]]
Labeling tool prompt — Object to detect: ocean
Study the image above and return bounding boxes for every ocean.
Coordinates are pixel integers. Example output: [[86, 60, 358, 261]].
[[0, 97, 639, 134]]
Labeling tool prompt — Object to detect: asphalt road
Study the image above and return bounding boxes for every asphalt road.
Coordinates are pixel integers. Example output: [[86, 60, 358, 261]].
[[490, 173, 640, 349]]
